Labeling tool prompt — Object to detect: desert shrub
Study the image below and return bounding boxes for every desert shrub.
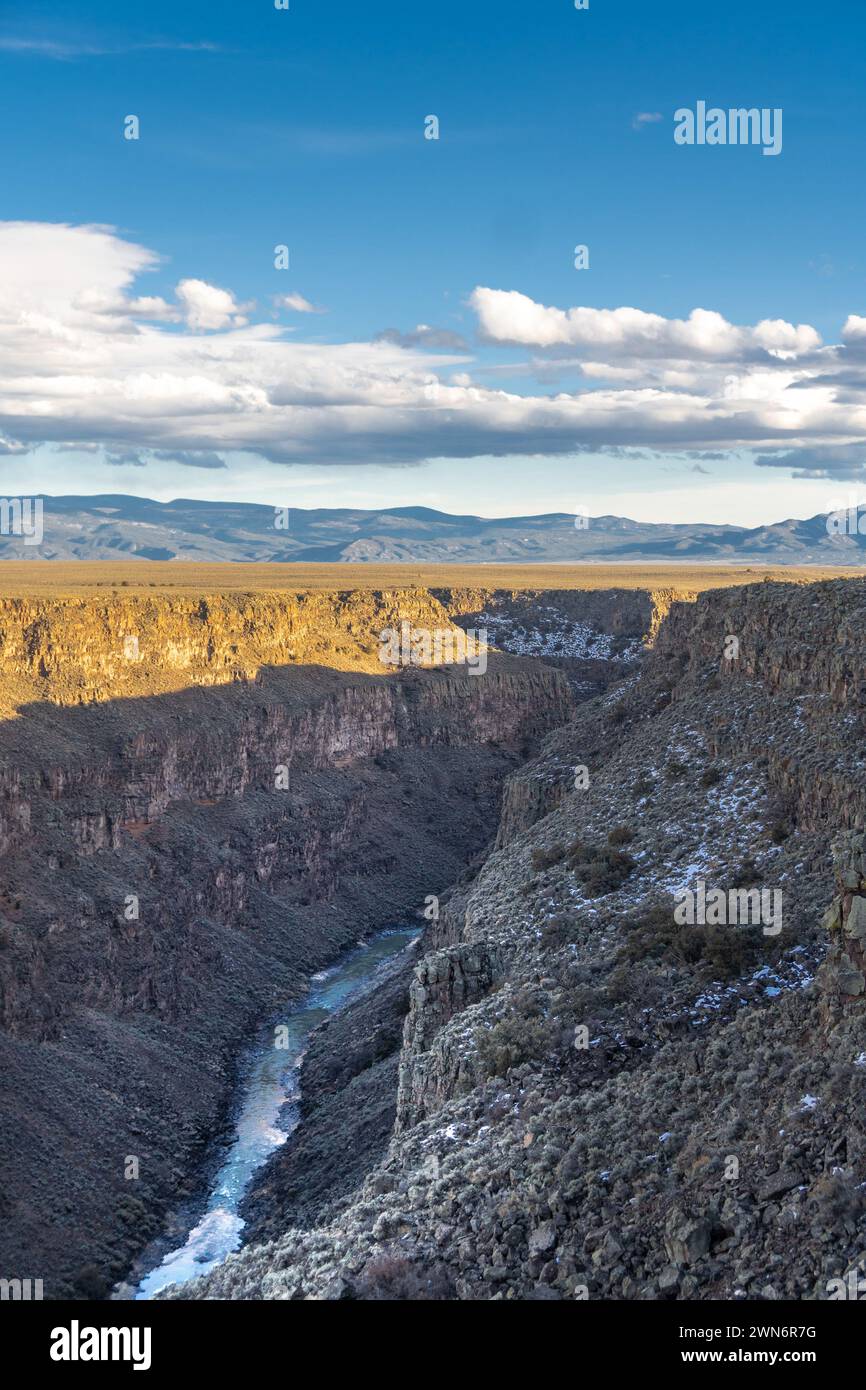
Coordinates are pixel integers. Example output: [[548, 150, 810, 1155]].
[[556, 983, 606, 1018], [608, 702, 628, 725], [476, 1012, 552, 1076], [541, 914, 580, 948], [513, 985, 546, 1018], [356, 1252, 456, 1301], [531, 843, 565, 873], [700, 925, 763, 977], [619, 903, 681, 963], [604, 961, 633, 1003], [633, 775, 654, 797], [809, 1175, 866, 1229], [700, 766, 721, 789], [566, 839, 634, 897], [665, 757, 688, 781], [607, 824, 635, 846], [619, 900, 765, 978]]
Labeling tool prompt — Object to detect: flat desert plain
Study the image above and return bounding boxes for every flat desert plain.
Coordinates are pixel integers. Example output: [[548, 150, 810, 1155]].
[[0, 561, 859, 596]]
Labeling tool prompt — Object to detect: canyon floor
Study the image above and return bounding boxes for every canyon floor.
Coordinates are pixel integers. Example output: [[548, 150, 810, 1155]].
[[2, 568, 866, 1301]]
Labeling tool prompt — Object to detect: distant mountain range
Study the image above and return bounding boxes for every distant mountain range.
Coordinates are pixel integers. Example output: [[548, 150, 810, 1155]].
[[1, 494, 865, 565]]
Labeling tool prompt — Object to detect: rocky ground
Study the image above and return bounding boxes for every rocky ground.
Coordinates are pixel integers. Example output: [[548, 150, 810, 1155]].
[[167, 577, 866, 1302]]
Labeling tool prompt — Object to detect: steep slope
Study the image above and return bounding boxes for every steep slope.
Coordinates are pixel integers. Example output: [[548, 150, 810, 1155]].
[[0, 588, 575, 1298], [174, 577, 866, 1302]]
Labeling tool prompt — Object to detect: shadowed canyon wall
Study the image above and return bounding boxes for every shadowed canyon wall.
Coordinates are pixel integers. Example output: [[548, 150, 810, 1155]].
[[0, 586, 580, 1298]]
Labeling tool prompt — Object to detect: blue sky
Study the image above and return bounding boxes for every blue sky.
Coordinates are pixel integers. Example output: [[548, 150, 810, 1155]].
[[1, 0, 865, 523]]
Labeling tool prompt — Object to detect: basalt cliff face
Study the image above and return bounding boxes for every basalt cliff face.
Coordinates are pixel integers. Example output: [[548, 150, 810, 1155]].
[[174, 576, 866, 1303], [0, 586, 586, 1298]]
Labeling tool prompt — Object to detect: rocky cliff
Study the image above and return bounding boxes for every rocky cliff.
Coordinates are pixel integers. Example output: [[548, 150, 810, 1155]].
[[175, 574, 866, 1302], [0, 588, 575, 1298]]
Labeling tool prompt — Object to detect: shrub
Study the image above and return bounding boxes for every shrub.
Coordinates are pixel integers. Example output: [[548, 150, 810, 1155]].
[[605, 961, 634, 1003], [476, 1011, 552, 1076], [607, 825, 635, 846], [531, 843, 565, 873], [665, 757, 688, 781], [566, 840, 634, 897], [356, 1252, 456, 1301], [618, 900, 766, 978], [700, 766, 721, 789], [541, 914, 580, 948], [633, 775, 654, 797], [619, 903, 680, 964], [556, 982, 606, 1018]]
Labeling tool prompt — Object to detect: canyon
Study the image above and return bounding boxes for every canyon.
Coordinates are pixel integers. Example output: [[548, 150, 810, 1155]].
[[3, 572, 866, 1301], [0, 582, 584, 1298]]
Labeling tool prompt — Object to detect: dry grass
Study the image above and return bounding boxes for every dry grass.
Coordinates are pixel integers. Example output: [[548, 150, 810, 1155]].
[[0, 561, 856, 598]]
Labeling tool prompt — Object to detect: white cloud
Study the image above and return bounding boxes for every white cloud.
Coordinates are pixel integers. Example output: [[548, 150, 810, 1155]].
[[1, 222, 866, 472], [632, 112, 663, 130], [276, 292, 327, 314], [470, 287, 822, 360], [0, 35, 221, 60], [176, 278, 249, 331]]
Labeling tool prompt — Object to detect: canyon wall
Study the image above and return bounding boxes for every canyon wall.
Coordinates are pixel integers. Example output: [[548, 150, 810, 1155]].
[[652, 577, 866, 835], [186, 573, 866, 1303], [0, 587, 575, 1298]]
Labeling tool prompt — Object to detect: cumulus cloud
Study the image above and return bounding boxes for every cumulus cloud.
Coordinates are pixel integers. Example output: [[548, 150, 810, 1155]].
[[176, 278, 249, 331], [470, 287, 823, 360], [4, 222, 866, 470]]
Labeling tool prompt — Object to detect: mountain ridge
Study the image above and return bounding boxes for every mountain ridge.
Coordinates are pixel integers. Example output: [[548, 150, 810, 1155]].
[[0, 494, 863, 565]]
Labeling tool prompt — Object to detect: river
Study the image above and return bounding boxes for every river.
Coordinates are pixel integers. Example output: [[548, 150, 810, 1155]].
[[131, 925, 420, 1299]]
